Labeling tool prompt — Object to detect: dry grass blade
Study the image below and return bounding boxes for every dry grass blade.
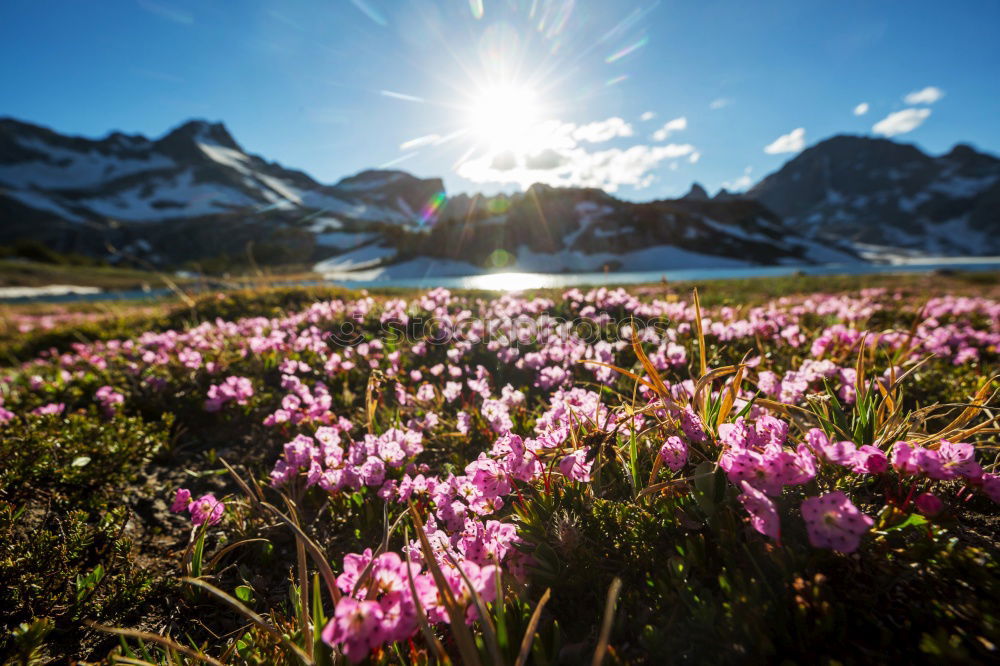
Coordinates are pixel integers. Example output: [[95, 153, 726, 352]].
[[182, 577, 314, 665], [220, 458, 264, 507], [515, 588, 552, 666], [206, 538, 270, 571], [934, 377, 998, 434], [693, 288, 707, 377], [283, 498, 313, 658], [854, 333, 869, 407], [914, 378, 999, 444], [365, 371, 382, 435], [353, 505, 409, 599], [885, 355, 935, 394], [403, 533, 451, 664], [693, 365, 738, 413], [716, 363, 746, 427], [408, 504, 484, 666], [581, 360, 658, 396], [630, 324, 671, 404], [637, 466, 718, 500], [111, 657, 158, 666], [756, 397, 821, 421], [448, 552, 503, 666], [87, 621, 224, 666], [260, 501, 341, 605], [591, 577, 623, 666]]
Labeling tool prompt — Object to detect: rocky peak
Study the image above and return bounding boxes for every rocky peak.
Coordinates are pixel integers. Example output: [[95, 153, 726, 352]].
[[155, 119, 242, 161], [682, 182, 709, 200]]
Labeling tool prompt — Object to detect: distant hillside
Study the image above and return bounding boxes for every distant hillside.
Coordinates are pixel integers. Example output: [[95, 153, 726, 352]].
[[1, 117, 996, 277], [746, 135, 1000, 255]]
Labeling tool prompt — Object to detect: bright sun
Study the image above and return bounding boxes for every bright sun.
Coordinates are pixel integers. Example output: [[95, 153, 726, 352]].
[[466, 84, 543, 152]]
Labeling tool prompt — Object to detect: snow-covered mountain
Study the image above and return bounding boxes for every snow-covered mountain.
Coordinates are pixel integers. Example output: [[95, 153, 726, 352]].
[[0, 118, 994, 276], [0, 117, 443, 227], [746, 135, 1000, 256]]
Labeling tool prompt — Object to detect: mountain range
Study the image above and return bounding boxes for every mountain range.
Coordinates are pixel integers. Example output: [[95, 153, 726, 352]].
[[1, 117, 997, 279]]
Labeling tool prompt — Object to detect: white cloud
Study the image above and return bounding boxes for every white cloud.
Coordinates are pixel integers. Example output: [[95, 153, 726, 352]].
[[572, 117, 633, 143], [652, 116, 687, 141], [853, 102, 869, 116], [453, 112, 701, 192], [640, 111, 656, 122], [872, 108, 931, 137], [709, 97, 732, 110], [903, 86, 944, 105], [457, 142, 696, 192], [721, 166, 753, 192], [688, 151, 701, 164], [763, 127, 806, 154]]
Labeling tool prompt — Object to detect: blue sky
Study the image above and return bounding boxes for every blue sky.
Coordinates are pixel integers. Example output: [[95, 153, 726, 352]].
[[2, 0, 998, 200]]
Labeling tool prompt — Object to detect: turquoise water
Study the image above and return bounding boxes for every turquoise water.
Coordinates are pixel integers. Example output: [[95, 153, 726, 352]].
[[4, 260, 999, 303]]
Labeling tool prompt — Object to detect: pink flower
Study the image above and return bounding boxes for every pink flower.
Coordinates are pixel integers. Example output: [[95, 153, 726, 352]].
[[456, 411, 472, 435], [738, 481, 780, 541], [680, 407, 708, 444], [94, 385, 125, 416], [204, 376, 254, 412], [559, 449, 592, 483], [981, 473, 1000, 504], [915, 492, 943, 516], [322, 598, 384, 663], [890, 442, 921, 475], [851, 445, 889, 474], [800, 491, 873, 554], [718, 418, 757, 451], [913, 447, 949, 480], [188, 494, 225, 526], [938, 440, 982, 481], [658, 436, 688, 472], [170, 488, 191, 513], [337, 549, 374, 594], [809, 431, 858, 467], [31, 402, 65, 416]]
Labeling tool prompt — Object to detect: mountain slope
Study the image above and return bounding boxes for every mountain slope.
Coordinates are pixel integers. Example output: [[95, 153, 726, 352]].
[[0, 117, 442, 227], [746, 135, 1000, 255], [388, 184, 857, 275], [4, 118, 996, 276]]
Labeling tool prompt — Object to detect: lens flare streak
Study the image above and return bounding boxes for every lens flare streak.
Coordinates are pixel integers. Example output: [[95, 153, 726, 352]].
[[605, 36, 648, 63], [380, 90, 425, 103], [419, 191, 446, 226]]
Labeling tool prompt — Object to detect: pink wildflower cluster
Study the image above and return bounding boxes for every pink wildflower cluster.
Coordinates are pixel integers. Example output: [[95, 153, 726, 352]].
[[323, 549, 497, 661], [170, 488, 225, 526], [94, 385, 124, 417], [31, 402, 65, 416], [268, 423, 423, 492], [204, 376, 254, 412], [0, 395, 14, 423], [801, 492, 874, 553]]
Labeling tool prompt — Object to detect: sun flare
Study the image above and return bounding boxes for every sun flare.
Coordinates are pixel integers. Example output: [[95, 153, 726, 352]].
[[465, 83, 544, 152]]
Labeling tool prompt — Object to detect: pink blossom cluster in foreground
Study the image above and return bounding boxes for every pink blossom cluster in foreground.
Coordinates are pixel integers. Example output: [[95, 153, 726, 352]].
[[2, 286, 996, 661]]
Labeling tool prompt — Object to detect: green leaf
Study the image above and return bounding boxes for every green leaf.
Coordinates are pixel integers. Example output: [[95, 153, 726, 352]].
[[234, 585, 253, 602], [882, 512, 929, 533], [71, 456, 91, 467], [692, 460, 717, 517]]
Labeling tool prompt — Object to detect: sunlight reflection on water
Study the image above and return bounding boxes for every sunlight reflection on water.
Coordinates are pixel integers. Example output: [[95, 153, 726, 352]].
[[461, 272, 571, 291]]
